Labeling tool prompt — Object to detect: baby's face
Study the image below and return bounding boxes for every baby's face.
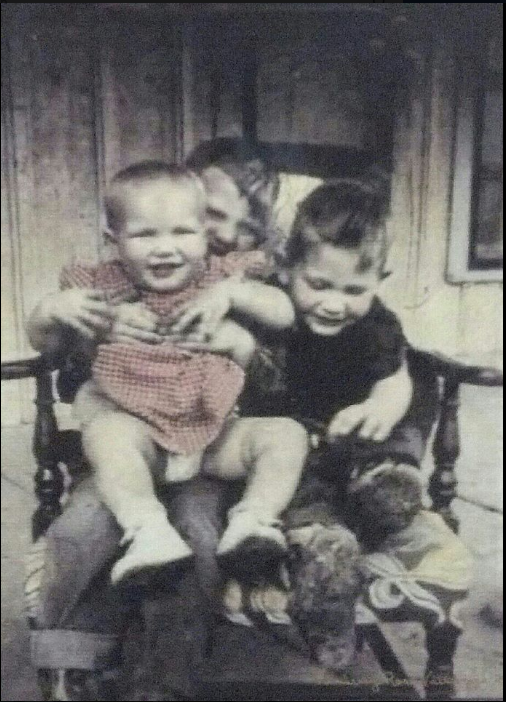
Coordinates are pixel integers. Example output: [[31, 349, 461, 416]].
[[111, 179, 207, 292], [202, 167, 262, 254], [289, 244, 381, 337]]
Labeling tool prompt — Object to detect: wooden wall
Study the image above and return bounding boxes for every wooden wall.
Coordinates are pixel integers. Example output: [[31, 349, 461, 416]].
[[1, 6, 503, 425]]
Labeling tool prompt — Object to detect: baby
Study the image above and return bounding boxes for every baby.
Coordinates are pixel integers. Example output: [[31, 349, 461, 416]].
[[27, 162, 308, 584]]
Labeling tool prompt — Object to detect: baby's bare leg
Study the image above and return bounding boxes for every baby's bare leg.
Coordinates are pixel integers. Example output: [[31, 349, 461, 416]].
[[82, 410, 192, 583], [82, 410, 165, 529], [206, 417, 308, 517], [205, 417, 308, 572]]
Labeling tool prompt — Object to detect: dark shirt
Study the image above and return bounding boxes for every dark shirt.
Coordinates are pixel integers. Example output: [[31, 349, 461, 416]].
[[241, 297, 406, 427]]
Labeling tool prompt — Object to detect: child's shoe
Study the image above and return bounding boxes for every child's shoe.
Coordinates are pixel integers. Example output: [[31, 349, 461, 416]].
[[111, 520, 193, 585], [217, 506, 287, 581]]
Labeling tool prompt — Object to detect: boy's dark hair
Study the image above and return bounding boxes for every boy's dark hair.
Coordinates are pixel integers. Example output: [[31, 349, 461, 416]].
[[286, 175, 390, 272], [186, 138, 277, 192], [105, 161, 205, 231]]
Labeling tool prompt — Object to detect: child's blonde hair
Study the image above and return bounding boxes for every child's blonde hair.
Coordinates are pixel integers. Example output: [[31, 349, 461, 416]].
[[105, 161, 206, 232]]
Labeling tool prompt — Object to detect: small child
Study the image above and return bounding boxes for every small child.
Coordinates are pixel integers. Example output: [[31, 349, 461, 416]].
[[27, 162, 308, 585], [241, 178, 431, 544]]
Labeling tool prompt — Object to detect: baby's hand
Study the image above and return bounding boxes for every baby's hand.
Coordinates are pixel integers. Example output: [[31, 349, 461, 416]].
[[328, 399, 399, 443], [107, 302, 162, 345], [170, 279, 236, 341], [46, 289, 113, 339]]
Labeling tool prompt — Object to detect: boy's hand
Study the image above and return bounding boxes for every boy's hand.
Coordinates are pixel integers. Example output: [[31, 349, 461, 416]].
[[107, 302, 162, 345], [46, 289, 113, 339], [174, 319, 256, 368], [328, 399, 399, 443], [170, 279, 236, 341]]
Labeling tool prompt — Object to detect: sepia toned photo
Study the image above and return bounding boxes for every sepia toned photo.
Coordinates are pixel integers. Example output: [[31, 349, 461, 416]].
[[1, 4, 503, 701]]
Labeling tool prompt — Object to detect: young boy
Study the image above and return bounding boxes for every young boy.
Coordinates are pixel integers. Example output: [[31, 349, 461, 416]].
[[27, 161, 308, 585], [241, 179, 436, 546]]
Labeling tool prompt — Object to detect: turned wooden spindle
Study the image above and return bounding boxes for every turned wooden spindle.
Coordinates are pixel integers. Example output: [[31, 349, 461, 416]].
[[430, 377, 460, 533], [425, 621, 461, 701], [32, 366, 63, 540]]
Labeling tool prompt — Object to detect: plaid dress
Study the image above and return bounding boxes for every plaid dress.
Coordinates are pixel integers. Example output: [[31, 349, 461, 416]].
[[60, 252, 266, 455]]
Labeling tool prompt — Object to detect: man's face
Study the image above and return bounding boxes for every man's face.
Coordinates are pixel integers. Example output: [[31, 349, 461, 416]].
[[289, 243, 381, 337], [201, 167, 262, 254], [111, 179, 207, 292]]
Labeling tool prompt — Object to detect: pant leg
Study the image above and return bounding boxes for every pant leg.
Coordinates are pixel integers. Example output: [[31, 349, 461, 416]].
[[136, 477, 235, 699], [168, 476, 234, 606], [26, 476, 133, 671]]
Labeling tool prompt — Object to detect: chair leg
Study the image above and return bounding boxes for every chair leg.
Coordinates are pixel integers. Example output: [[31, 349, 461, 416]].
[[360, 623, 422, 700], [33, 370, 64, 540], [425, 622, 461, 701], [356, 624, 366, 653]]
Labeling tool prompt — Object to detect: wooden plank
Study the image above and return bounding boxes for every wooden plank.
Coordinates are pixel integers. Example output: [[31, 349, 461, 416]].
[[459, 283, 504, 360], [1, 25, 23, 425], [256, 13, 379, 149], [8, 12, 100, 422], [213, 16, 246, 139], [384, 39, 463, 355], [100, 15, 181, 177], [178, 16, 216, 156]]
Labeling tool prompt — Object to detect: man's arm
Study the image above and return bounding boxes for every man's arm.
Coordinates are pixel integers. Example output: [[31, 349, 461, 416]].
[[27, 289, 112, 355]]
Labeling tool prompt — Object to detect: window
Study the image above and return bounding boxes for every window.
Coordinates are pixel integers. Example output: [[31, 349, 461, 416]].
[[447, 31, 503, 283]]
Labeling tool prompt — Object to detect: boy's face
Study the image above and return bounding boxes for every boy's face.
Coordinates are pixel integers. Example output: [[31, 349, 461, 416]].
[[110, 179, 207, 292], [289, 243, 381, 337], [202, 167, 261, 254]]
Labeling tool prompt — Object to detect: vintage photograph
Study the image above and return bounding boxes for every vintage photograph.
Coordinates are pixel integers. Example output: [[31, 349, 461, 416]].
[[1, 3, 503, 701]]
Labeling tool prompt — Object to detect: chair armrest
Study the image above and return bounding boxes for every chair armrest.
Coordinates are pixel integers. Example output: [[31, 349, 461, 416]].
[[408, 348, 503, 386], [1, 353, 46, 380], [2, 352, 65, 538]]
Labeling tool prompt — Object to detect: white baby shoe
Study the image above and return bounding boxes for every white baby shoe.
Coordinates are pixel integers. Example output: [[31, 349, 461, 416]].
[[111, 520, 193, 585]]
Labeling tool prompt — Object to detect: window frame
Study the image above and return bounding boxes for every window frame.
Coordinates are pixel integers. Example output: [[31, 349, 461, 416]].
[[447, 42, 503, 284]]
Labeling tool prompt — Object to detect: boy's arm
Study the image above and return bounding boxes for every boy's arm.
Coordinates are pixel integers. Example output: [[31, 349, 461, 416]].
[[226, 278, 295, 330], [172, 277, 295, 340], [328, 358, 413, 443]]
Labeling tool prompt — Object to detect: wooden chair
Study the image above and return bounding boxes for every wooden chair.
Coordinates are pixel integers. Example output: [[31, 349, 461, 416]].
[[2, 348, 503, 701]]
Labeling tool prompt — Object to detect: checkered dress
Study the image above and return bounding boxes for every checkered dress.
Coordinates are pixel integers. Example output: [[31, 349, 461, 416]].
[[60, 252, 267, 454]]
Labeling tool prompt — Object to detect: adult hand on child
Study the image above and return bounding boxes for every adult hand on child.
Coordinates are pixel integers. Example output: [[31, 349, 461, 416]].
[[43, 289, 113, 340], [174, 319, 256, 368], [328, 399, 398, 443], [107, 302, 162, 345], [169, 279, 237, 342]]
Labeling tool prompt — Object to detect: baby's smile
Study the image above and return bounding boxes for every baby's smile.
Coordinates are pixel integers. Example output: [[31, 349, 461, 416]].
[[149, 261, 185, 279]]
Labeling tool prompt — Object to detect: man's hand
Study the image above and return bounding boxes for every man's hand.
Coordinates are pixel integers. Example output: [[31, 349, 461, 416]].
[[328, 399, 400, 443], [107, 302, 162, 345], [174, 318, 256, 368], [170, 279, 236, 341], [171, 279, 234, 342]]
